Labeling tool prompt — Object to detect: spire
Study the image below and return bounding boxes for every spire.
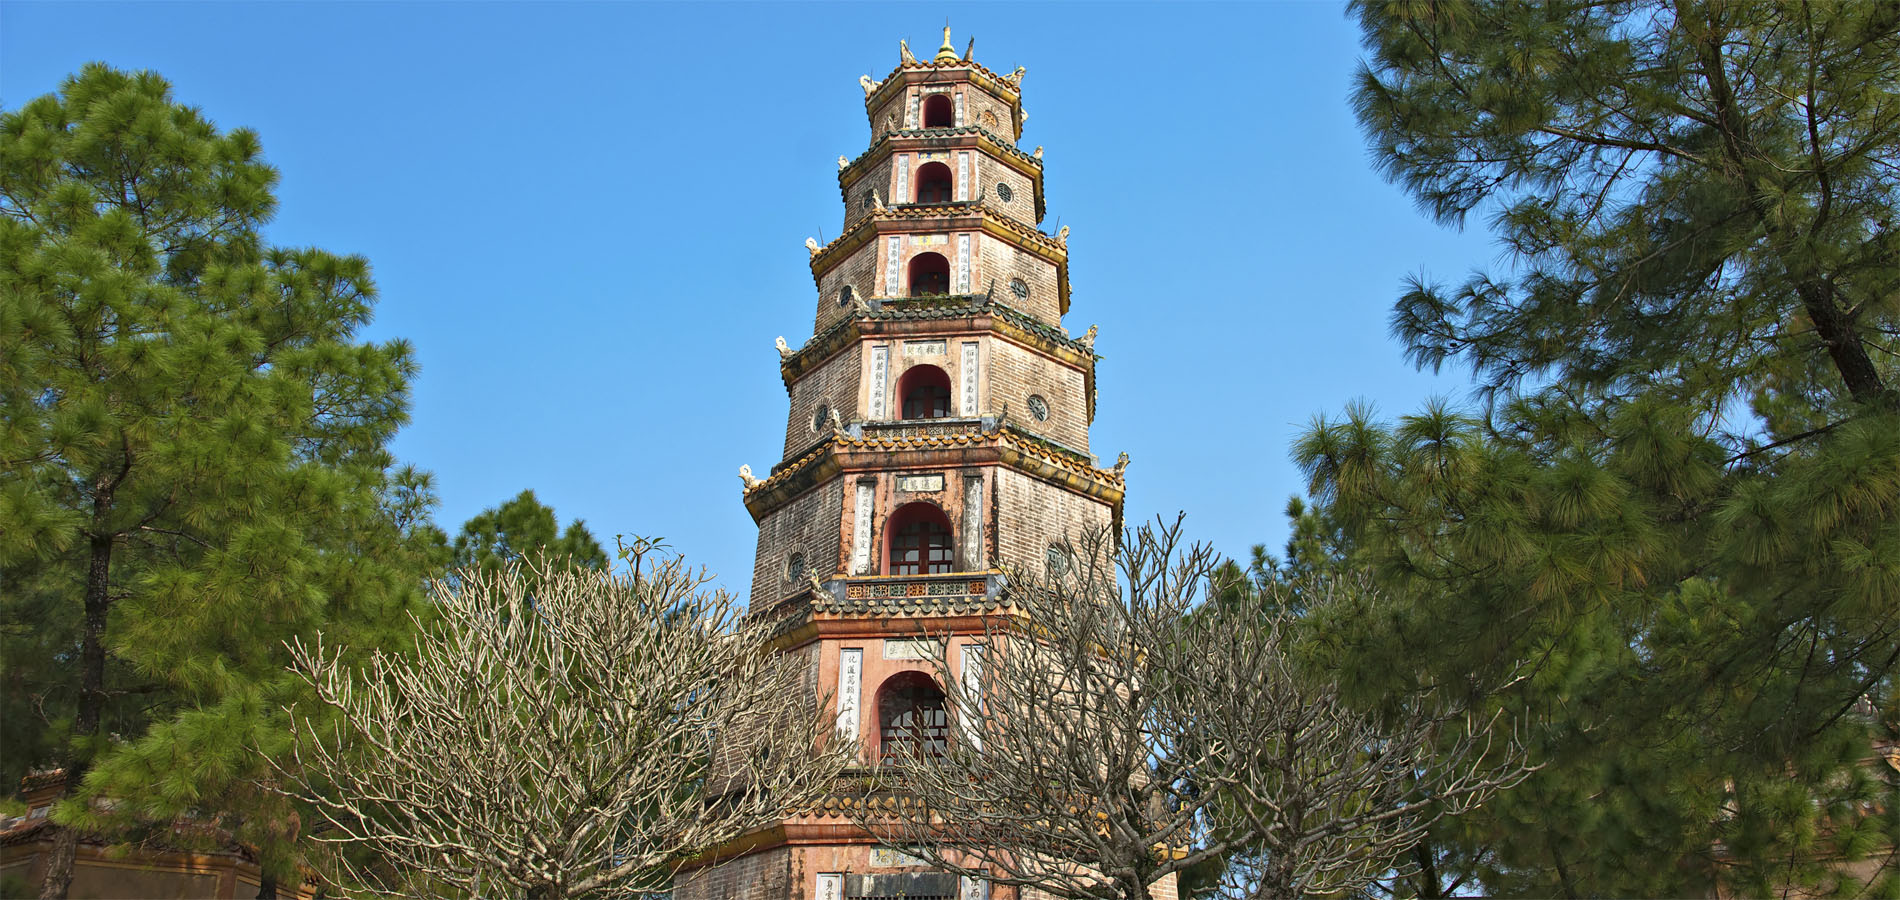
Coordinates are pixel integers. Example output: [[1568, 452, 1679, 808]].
[[935, 26, 959, 63]]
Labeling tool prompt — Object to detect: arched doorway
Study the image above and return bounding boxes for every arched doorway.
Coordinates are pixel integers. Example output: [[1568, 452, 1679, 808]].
[[915, 161, 953, 203], [922, 94, 954, 128], [897, 365, 952, 420], [877, 671, 949, 762], [907, 252, 950, 296], [885, 501, 953, 575]]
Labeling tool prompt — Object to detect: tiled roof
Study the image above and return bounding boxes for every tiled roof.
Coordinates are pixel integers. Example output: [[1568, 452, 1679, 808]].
[[808, 202, 1061, 270], [782, 297, 1091, 372], [842, 126, 1040, 175], [744, 424, 1119, 499]]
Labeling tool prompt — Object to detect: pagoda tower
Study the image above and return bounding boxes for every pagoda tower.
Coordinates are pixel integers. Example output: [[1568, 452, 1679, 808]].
[[677, 29, 1126, 900]]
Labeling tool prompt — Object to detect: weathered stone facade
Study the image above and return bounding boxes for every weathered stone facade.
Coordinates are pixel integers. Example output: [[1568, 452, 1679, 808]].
[[680, 30, 1150, 900]]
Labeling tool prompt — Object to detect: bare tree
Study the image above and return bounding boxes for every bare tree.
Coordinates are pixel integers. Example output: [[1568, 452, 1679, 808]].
[[857, 521, 1532, 900], [281, 545, 853, 899], [853, 521, 1247, 900], [1173, 576, 1534, 899]]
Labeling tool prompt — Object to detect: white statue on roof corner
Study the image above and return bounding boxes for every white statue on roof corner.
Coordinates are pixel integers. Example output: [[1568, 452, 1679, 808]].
[[1007, 66, 1026, 85], [1113, 452, 1131, 476], [859, 75, 880, 97], [838, 155, 849, 171], [806, 237, 821, 256], [1079, 325, 1098, 350], [900, 39, 917, 65], [775, 336, 792, 359], [739, 465, 762, 489]]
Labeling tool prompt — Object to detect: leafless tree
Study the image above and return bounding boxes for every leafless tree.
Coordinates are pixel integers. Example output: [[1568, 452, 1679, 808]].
[[281, 546, 853, 899], [857, 520, 1532, 900], [1175, 576, 1534, 899]]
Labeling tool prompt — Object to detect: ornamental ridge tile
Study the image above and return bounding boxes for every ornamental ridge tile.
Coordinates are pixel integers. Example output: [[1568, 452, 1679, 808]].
[[843, 126, 1040, 175], [808, 202, 1058, 266]]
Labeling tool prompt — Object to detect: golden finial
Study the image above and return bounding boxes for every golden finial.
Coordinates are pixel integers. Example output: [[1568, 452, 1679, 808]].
[[935, 26, 959, 63]]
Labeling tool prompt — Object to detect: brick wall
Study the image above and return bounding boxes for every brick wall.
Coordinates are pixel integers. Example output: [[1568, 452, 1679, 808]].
[[978, 159, 1040, 225], [993, 468, 1114, 577], [813, 242, 879, 332], [783, 343, 864, 457], [673, 846, 793, 900], [751, 476, 846, 608], [840, 156, 894, 232], [986, 339, 1090, 451], [977, 234, 1063, 324]]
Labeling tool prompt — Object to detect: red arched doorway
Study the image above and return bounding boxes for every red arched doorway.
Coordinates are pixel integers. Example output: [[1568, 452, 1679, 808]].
[[885, 501, 953, 575]]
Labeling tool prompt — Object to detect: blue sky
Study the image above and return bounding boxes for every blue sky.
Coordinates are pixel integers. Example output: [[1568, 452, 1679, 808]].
[[2, 1, 1499, 597]]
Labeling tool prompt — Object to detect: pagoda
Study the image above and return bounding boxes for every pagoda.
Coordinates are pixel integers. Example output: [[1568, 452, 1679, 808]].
[[676, 29, 1127, 900]]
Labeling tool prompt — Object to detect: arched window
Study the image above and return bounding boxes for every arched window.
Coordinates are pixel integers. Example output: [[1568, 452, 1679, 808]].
[[922, 94, 954, 128], [908, 252, 950, 297], [877, 671, 948, 762], [885, 501, 953, 575], [915, 161, 953, 203], [898, 365, 952, 420]]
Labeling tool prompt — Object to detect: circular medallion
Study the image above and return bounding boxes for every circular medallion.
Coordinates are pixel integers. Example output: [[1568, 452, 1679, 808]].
[[981, 110, 999, 129], [995, 181, 1014, 202], [1045, 543, 1070, 577], [1027, 394, 1049, 421], [1010, 278, 1029, 300]]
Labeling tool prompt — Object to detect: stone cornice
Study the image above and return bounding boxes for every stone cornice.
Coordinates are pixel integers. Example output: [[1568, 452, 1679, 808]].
[[741, 424, 1124, 523]]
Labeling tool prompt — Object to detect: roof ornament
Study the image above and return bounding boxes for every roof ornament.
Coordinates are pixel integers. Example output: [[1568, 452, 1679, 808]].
[[935, 26, 959, 63], [826, 407, 845, 434], [805, 237, 822, 256], [859, 74, 881, 97], [1033, 145, 1044, 160], [838, 155, 850, 171], [900, 39, 917, 65], [1079, 324, 1098, 350], [739, 465, 763, 490], [1006, 66, 1026, 85], [1112, 452, 1131, 477], [963, 37, 975, 62], [1057, 225, 1070, 246], [871, 189, 885, 211], [775, 336, 793, 360]]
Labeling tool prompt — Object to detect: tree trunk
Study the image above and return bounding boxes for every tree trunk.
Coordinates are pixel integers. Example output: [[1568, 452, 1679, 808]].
[[256, 875, 278, 899], [1412, 841, 1443, 899], [39, 485, 117, 900]]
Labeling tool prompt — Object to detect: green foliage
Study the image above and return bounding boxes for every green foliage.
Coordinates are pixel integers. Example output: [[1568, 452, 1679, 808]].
[[0, 63, 441, 889], [1281, 1, 1900, 894], [450, 488, 608, 577]]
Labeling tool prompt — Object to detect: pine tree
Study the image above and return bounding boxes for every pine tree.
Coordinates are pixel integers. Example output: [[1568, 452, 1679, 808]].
[[450, 488, 608, 576], [1283, 2, 1900, 893], [0, 64, 440, 898]]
